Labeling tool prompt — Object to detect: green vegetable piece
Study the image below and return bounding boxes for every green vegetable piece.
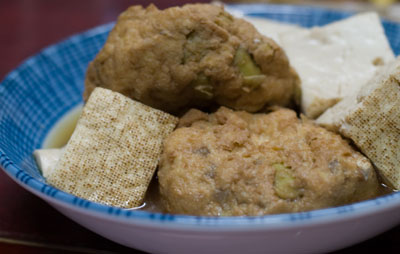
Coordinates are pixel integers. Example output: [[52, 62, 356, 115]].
[[234, 47, 262, 77], [273, 163, 301, 200], [242, 75, 266, 92], [234, 47, 265, 91]]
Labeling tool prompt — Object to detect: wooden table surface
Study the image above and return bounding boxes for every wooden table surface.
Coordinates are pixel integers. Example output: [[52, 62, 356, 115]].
[[0, 0, 399, 253]]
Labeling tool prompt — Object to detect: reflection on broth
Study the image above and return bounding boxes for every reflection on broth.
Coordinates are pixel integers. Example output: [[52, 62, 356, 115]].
[[43, 105, 82, 149]]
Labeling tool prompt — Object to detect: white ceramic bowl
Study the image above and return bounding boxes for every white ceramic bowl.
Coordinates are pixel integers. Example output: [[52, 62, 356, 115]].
[[1, 4, 400, 254]]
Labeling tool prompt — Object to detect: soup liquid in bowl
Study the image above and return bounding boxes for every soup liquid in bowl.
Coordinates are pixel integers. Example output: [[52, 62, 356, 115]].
[[41, 104, 393, 216]]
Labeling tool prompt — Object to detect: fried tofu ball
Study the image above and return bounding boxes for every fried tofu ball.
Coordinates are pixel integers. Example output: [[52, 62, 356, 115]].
[[84, 4, 300, 115], [157, 107, 381, 216]]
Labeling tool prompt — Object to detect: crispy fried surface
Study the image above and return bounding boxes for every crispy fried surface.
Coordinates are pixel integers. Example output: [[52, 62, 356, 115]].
[[158, 107, 380, 216], [84, 4, 300, 115]]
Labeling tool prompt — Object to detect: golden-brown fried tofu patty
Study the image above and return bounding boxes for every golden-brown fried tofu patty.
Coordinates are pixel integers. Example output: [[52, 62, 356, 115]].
[[84, 4, 300, 114], [157, 107, 380, 216]]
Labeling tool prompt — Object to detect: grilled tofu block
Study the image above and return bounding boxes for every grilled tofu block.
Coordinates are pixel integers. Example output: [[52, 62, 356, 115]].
[[241, 16, 306, 45], [46, 87, 178, 208], [317, 58, 400, 189], [34, 148, 63, 178], [280, 12, 394, 118]]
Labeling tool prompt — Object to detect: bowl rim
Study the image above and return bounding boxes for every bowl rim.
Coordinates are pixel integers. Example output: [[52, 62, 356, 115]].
[[1, 3, 400, 230]]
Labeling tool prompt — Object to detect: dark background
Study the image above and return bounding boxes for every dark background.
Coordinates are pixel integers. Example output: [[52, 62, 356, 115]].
[[0, 0, 399, 253]]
